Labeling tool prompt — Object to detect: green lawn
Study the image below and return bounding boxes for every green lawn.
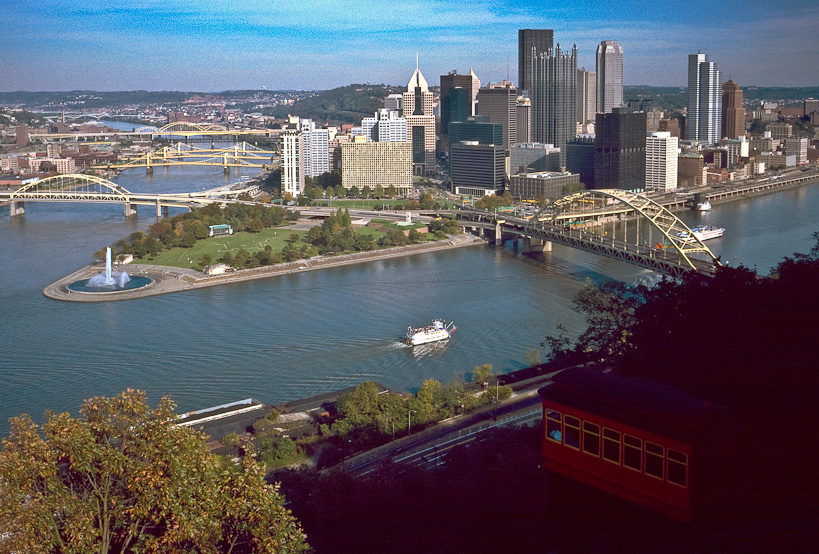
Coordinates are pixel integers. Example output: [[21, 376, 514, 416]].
[[142, 226, 304, 269]]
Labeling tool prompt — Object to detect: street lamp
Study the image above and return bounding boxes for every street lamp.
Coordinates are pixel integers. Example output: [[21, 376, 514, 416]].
[[408, 408, 417, 435]]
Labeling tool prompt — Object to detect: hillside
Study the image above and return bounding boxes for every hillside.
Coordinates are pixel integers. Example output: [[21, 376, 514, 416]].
[[263, 84, 402, 125]]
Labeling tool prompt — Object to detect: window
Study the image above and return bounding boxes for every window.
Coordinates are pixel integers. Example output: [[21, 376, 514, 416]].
[[602, 428, 621, 464], [582, 421, 600, 456], [564, 415, 580, 449], [645, 442, 664, 479], [546, 409, 562, 443], [667, 449, 688, 488], [623, 435, 642, 471]]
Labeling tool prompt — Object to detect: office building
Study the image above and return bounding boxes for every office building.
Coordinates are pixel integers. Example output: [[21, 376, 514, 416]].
[[508, 171, 580, 201], [687, 53, 721, 143], [477, 82, 517, 148], [447, 116, 503, 147], [384, 94, 403, 112], [516, 97, 532, 143], [359, 109, 407, 143], [531, 43, 577, 168], [518, 29, 554, 94], [804, 98, 819, 118], [281, 119, 330, 197], [403, 64, 436, 175], [450, 142, 506, 196], [566, 135, 596, 188], [784, 137, 809, 165], [721, 80, 745, 139], [595, 108, 646, 191], [577, 69, 597, 124], [440, 71, 475, 154], [509, 142, 561, 174], [596, 41, 623, 113], [646, 132, 679, 192], [341, 138, 412, 194]]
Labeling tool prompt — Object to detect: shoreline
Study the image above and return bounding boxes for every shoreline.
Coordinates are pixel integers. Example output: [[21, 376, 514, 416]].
[[43, 233, 485, 302]]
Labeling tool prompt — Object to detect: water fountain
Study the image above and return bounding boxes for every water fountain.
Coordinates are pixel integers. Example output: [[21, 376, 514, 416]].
[[67, 247, 150, 293], [87, 247, 131, 288]]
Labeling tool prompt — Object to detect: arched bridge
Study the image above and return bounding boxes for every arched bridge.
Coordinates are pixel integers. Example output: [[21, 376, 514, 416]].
[[459, 189, 721, 278], [1, 174, 255, 218]]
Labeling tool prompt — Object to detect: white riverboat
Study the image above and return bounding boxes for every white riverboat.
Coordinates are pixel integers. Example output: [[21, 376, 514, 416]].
[[676, 224, 725, 242], [403, 319, 456, 346]]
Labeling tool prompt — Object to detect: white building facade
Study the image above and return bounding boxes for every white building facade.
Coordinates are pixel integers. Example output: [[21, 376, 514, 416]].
[[646, 132, 678, 192], [687, 53, 721, 144]]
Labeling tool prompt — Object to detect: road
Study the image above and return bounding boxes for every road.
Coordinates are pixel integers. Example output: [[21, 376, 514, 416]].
[[339, 392, 544, 478]]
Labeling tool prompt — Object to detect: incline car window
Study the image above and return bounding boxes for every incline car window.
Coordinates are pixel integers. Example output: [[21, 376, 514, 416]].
[[582, 421, 600, 456], [564, 415, 580, 449], [602, 428, 621, 464], [546, 409, 562, 442]]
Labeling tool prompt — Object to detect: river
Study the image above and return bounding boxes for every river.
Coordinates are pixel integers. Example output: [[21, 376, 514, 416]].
[[2, 133, 818, 435]]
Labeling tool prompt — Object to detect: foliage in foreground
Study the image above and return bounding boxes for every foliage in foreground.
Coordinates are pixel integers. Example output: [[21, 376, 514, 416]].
[[0, 390, 308, 554], [546, 231, 819, 411]]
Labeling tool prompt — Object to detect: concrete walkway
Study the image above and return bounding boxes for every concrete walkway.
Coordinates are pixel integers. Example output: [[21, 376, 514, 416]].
[[43, 233, 485, 303]]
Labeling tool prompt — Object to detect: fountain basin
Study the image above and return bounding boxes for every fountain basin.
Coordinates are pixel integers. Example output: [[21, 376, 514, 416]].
[[67, 275, 153, 293]]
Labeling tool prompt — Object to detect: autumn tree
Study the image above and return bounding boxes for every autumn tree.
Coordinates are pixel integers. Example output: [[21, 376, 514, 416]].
[[0, 389, 308, 554]]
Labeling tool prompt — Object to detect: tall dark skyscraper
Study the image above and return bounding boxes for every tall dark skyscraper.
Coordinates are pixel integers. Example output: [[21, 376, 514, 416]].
[[440, 71, 475, 154], [518, 29, 554, 93], [721, 80, 745, 140], [594, 107, 647, 191], [531, 43, 577, 167]]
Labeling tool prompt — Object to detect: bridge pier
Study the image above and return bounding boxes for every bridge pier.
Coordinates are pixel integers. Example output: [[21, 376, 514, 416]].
[[146, 166, 153, 175], [9, 200, 25, 217], [155, 199, 169, 218], [223, 166, 230, 175], [522, 237, 552, 253], [124, 202, 137, 217]]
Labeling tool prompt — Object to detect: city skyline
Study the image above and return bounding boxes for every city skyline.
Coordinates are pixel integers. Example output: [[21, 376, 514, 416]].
[[2, 0, 818, 92]]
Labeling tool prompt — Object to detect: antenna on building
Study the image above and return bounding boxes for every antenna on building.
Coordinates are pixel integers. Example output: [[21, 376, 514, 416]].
[[507, 57, 510, 81], [416, 52, 419, 71]]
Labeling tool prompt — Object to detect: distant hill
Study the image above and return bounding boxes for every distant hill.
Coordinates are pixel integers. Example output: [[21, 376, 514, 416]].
[[624, 85, 819, 113], [263, 84, 402, 125]]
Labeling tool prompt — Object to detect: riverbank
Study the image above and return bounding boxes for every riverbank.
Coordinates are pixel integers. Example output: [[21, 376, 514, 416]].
[[43, 233, 484, 302]]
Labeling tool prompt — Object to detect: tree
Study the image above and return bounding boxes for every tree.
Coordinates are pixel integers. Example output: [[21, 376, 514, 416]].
[[543, 279, 643, 366], [0, 389, 308, 554], [473, 364, 494, 383]]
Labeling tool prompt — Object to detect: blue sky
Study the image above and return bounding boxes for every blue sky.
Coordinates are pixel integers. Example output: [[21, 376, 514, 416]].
[[2, 0, 817, 91]]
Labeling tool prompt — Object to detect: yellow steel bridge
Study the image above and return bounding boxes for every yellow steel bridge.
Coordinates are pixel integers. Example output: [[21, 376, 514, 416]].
[[1, 174, 256, 218], [107, 142, 278, 172]]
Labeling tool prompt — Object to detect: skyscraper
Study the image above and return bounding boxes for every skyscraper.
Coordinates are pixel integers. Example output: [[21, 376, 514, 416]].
[[281, 119, 329, 197], [594, 108, 646, 191], [440, 70, 476, 154], [518, 29, 554, 94], [721, 80, 745, 140], [687, 53, 721, 143], [476, 82, 517, 148], [531, 43, 577, 167], [596, 40, 623, 114], [577, 68, 597, 124], [403, 63, 436, 175], [646, 132, 679, 192]]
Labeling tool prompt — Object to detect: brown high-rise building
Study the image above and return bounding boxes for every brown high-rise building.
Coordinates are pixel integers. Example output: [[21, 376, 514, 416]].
[[721, 80, 745, 140], [477, 82, 517, 148], [518, 29, 554, 94]]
